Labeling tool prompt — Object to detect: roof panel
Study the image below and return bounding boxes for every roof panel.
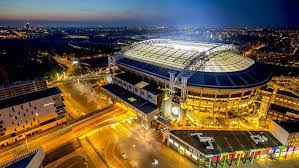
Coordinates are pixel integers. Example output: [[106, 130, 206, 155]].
[[124, 40, 255, 72], [170, 130, 282, 155], [117, 56, 272, 89]]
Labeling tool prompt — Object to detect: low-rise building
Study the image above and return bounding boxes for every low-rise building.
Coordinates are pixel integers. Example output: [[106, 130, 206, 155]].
[[112, 72, 164, 105], [167, 130, 293, 167], [102, 83, 159, 130]]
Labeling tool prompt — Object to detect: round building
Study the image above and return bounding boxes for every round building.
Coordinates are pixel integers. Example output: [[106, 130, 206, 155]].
[[108, 39, 272, 128]]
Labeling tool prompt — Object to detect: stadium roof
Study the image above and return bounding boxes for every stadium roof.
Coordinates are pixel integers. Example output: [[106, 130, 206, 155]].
[[123, 39, 254, 73], [117, 56, 272, 89], [117, 39, 272, 89], [170, 130, 282, 156]]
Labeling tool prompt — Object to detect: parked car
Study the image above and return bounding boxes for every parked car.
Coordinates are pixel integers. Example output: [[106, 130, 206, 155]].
[[121, 153, 128, 160]]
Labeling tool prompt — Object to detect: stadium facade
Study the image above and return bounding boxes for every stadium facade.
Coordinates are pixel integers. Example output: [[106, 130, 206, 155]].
[[100, 39, 299, 167], [103, 39, 273, 129]]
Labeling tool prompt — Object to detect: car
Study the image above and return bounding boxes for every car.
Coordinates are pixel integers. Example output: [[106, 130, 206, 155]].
[[121, 153, 128, 160]]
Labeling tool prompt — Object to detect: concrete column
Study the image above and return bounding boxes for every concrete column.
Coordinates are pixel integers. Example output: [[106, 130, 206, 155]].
[[180, 75, 188, 100], [162, 92, 172, 118], [162, 132, 169, 143], [179, 100, 187, 126], [105, 73, 113, 84], [168, 71, 176, 95]]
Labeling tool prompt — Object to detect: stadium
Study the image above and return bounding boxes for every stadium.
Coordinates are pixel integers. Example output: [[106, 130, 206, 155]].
[[104, 39, 273, 129]]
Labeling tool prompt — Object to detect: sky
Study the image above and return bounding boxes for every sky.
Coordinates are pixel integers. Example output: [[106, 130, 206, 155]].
[[0, 0, 298, 27]]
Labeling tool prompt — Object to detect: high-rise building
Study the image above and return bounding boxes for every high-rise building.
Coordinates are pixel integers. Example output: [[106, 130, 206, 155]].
[[25, 22, 31, 30], [0, 80, 66, 147]]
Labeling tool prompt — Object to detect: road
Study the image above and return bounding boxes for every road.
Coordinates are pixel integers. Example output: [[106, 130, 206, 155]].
[[79, 139, 107, 168], [88, 121, 197, 168], [58, 81, 109, 119], [0, 104, 132, 165], [53, 56, 75, 77], [45, 148, 96, 168]]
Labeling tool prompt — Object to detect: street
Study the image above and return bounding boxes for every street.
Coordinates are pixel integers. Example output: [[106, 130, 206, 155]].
[[58, 80, 108, 119], [87, 121, 197, 168]]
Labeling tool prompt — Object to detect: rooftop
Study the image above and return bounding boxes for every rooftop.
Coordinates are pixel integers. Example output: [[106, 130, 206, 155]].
[[0, 78, 45, 89], [4, 148, 44, 168], [170, 130, 282, 156], [102, 84, 158, 114], [115, 72, 163, 95], [123, 39, 254, 72], [274, 120, 299, 133], [117, 56, 272, 89], [6, 154, 35, 168], [0, 87, 61, 110]]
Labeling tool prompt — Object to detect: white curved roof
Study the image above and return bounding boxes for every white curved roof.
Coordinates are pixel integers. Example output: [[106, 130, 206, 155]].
[[123, 39, 254, 73]]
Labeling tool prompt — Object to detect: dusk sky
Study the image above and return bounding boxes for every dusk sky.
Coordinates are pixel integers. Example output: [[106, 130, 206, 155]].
[[0, 0, 299, 26]]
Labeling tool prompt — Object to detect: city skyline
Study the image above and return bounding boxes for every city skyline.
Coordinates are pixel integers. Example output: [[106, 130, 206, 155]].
[[0, 0, 299, 27]]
